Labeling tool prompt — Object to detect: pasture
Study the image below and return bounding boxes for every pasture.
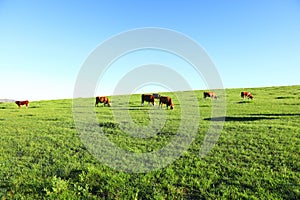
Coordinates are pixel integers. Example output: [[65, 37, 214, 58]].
[[0, 85, 299, 199]]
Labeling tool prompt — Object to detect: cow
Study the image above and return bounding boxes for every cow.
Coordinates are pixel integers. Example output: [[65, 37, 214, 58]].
[[241, 91, 254, 100], [141, 94, 155, 106], [15, 100, 29, 109], [95, 96, 111, 107], [203, 91, 218, 99], [152, 93, 161, 99], [159, 96, 174, 110]]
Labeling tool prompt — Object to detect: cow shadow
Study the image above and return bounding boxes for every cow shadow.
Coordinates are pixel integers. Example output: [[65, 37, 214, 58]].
[[28, 106, 38, 108], [111, 106, 155, 111], [236, 101, 253, 104], [99, 122, 119, 128], [276, 96, 295, 99], [204, 116, 276, 122], [18, 114, 35, 117], [199, 105, 209, 107]]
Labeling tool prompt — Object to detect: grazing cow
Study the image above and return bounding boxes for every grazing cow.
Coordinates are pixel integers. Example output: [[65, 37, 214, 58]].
[[241, 91, 254, 100], [15, 100, 29, 109], [95, 96, 111, 107], [141, 94, 155, 106], [203, 91, 218, 99], [159, 96, 174, 110], [152, 93, 161, 99]]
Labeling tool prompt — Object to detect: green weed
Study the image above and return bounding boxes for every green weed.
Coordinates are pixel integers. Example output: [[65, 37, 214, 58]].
[[0, 86, 299, 199]]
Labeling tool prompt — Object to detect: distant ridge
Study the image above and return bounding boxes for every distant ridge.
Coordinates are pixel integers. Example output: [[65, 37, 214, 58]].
[[0, 99, 15, 103]]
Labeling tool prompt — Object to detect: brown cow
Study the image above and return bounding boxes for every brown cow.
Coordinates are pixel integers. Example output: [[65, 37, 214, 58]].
[[159, 96, 174, 110], [95, 96, 111, 107], [15, 100, 29, 109], [241, 91, 254, 100], [141, 94, 155, 106], [203, 91, 218, 99]]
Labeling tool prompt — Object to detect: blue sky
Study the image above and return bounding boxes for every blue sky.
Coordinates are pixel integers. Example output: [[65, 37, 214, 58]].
[[1, 0, 299, 100]]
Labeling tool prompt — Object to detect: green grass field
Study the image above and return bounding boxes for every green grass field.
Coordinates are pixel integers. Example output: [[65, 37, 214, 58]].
[[0, 85, 299, 199]]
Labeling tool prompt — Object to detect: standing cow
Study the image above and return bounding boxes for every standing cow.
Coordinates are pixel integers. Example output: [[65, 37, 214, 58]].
[[95, 96, 111, 107], [241, 91, 254, 100], [15, 100, 29, 109], [203, 91, 218, 99], [141, 94, 155, 106], [159, 96, 174, 110]]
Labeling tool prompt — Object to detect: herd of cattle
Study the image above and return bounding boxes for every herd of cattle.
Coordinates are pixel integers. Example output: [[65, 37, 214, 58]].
[[95, 93, 175, 109], [203, 91, 254, 100], [93, 91, 254, 110], [14, 91, 254, 109], [141, 94, 174, 109]]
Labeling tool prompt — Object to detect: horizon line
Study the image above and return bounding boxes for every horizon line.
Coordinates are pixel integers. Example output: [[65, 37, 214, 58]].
[[1, 84, 298, 102]]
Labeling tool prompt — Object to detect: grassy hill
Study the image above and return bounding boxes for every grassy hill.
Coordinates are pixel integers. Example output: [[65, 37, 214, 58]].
[[0, 85, 299, 199]]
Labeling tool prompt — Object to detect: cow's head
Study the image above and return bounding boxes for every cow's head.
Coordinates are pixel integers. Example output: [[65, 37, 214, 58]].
[[170, 102, 174, 109]]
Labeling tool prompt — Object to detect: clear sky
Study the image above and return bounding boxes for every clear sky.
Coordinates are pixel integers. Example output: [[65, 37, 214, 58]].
[[1, 0, 299, 100]]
